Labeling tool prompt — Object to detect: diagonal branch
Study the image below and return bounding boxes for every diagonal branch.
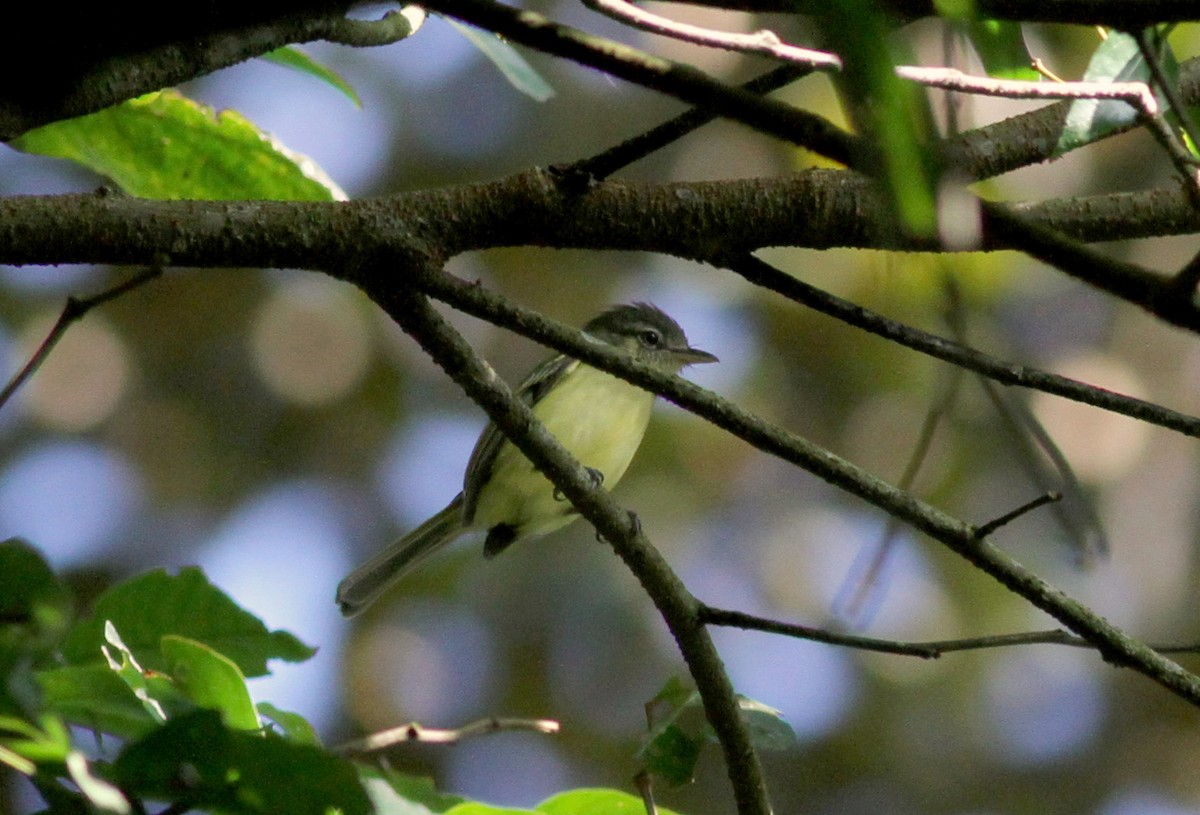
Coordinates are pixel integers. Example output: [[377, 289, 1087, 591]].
[[396, 267, 1200, 709], [366, 270, 772, 815], [725, 254, 1200, 438]]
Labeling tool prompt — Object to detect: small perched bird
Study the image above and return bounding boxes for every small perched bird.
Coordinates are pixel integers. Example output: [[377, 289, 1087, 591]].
[[336, 303, 717, 616]]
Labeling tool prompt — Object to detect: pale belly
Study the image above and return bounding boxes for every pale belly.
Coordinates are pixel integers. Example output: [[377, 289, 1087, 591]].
[[471, 365, 655, 536]]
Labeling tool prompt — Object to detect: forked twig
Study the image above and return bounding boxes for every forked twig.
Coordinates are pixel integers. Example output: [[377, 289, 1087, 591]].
[[0, 264, 163, 413]]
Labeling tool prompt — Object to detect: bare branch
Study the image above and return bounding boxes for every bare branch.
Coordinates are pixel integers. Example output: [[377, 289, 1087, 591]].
[[0, 265, 163, 413], [555, 63, 814, 183], [334, 716, 559, 755], [726, 255, 1200, 438], [973, 492, 1063, 539], [584, 0, 842, 69], [701, 608, 1200, 657]]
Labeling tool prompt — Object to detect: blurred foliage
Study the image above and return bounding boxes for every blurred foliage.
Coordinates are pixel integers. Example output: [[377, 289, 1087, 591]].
[[3, 4, 1200, 815], [0, 540, 691, 815]]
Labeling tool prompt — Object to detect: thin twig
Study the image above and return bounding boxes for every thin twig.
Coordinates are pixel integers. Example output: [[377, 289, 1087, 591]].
[[980, 379, 1108, 559], [421, 0, 864, 169], [634, 772, 659, 815], [725, 254, 1200, 438], [832, 355, 964, 624], [896, 65, 1158, 111], [701, 607, 1200, 657], [1136, 28, 1200, 164], [334, 717, 560, 755], [554, 63, 813, 184], [974, 492, 1063, 539], [584, 0, 841, 69], [0, 264, 163, 413]]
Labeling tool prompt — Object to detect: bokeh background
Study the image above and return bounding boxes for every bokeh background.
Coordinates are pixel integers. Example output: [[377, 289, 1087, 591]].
[[3, 8, 1200, 814]]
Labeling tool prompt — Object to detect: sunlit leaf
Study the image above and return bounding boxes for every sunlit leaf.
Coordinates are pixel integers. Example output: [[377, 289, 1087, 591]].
[[161, 635, 260, 730], [539, 788, 683, 815], [262, 46, 362, 108], [12, 90, 346, 200], [65, 751, 131, 814], [443, 804, 533, 814], [359, 766, 467, 814], [444, 18, 554, 102], [258, 702, 321, 746], [63, 568, 314, 677], [102, 622, 168, 724], [0, 713, 72, 764]]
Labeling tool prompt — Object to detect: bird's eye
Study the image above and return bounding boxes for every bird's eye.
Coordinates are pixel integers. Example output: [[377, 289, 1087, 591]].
[[639, 329, 662, 348]]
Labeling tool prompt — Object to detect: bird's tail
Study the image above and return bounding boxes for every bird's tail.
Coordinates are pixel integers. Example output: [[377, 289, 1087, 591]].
[[336, 495, 465, 617]]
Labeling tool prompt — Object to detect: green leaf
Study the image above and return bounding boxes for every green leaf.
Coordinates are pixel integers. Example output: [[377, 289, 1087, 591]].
[[101, 621, 171, 724], [636, 678, 797, 787], [65, 751, 131, 814], [359, 766, 467, 814], [257, 702, 321, 746], [12, 89, 346, 201], [161, 635, 260, 730], [112, 709, 371, 815], [636, 678, 708, 787], [1055, 29, 1172, 155], [0, 713, 72, 764], [0, 539, 72, 653], [539, 789, 684, 815], [444, 18, 554, 102], [63, 567, 315, 677], [37, 664, 166, 739], [735, 697, 797, 752], [965, 20, 1039, 80], [443, 805, 533, 815], [262, 46, 362, 108], [637, 719, 704, 787]]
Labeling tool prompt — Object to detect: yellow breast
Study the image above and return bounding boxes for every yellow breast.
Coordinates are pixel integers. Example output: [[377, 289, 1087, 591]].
[[471, 364, 655, 536]]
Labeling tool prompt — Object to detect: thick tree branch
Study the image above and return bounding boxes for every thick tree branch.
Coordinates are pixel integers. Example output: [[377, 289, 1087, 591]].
[[7, 172, 1199, 269], [0, 4, 426, 141], [5, 181, 1200, 430]]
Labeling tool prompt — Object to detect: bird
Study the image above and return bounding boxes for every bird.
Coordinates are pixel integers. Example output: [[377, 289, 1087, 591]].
[[336, 303, 718, 616]]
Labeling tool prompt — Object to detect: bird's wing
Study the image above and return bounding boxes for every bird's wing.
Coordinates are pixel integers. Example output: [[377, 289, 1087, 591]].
[[461, 353, 580, 521]]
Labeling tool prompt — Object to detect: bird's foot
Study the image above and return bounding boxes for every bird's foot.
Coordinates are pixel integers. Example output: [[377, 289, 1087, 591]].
[[553, 467, 604, 501]]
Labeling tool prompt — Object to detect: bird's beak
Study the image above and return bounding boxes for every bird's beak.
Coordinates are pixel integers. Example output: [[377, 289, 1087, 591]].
[[673, 346, 719, 365]]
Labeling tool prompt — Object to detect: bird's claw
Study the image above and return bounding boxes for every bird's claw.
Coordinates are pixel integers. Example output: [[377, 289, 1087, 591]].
[[554, 467, 605, 501], [595, 510, 640, 543]]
